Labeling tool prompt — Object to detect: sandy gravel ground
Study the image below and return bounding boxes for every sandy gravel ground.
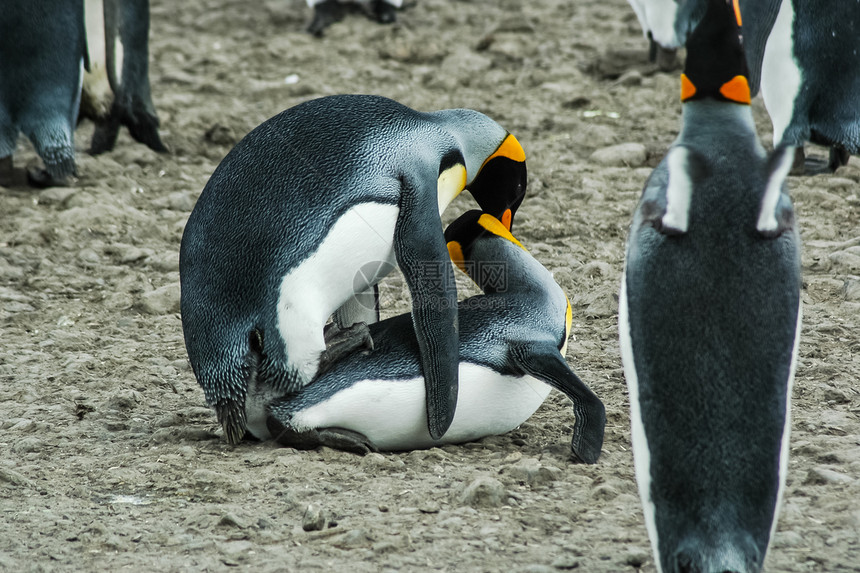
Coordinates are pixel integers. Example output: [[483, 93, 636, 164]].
[[1, 0, 859, 571]]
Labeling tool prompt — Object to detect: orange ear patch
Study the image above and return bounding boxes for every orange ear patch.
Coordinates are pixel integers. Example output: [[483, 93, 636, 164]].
[[732, 0, 742, 26], [719, 75, 751, 104], [446, 241, 467, 274], [680, 74, 697, 101]]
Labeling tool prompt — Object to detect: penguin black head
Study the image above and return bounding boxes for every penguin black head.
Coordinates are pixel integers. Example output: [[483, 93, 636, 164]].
[[681, 0, 750, 105], [444, 209, 526, 293], [466, 134, 527, 231]]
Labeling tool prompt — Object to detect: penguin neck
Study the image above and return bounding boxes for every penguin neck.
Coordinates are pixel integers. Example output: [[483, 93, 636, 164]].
[[679, 100, 756, 140], [428, 109, 506, 181], [470, 243, 567, 316]]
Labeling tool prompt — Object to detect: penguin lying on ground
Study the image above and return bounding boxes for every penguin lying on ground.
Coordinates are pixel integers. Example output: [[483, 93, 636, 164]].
[[619, 1, 801, 571], [0, 0, 87, 188], [180, 95, 527, 445], [264, 211, 605, 462], [80, 0, 166, 155], [306, 0, 401, 36], [626, 0, 860, 173]]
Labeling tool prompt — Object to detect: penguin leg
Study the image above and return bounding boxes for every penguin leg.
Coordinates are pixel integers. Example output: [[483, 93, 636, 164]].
[[266, 416, 377, 455], [334, 284, 380, 328], [372, 0, 397, 24], [0, 156, 13, 187], [91, 0, 166, 155], [306, 0, 344, 37], [828, 146, 850, 172], [317, 322, 374, 376], [509, 343, 606, 464], [394, 176, 459, 440]]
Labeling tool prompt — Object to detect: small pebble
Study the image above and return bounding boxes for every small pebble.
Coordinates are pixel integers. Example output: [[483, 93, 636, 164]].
[[302, 504, 327, 532], [458, 476, 506, 508]]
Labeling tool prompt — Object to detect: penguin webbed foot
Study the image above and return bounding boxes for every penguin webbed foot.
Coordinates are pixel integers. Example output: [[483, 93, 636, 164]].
[[829, 146, 850, 172], [267, 416, 377, 455], [26, 166, 73, 189], [317, 322, 374, 376], [307, 0, 344, 36], [0, 156, 15, 187]]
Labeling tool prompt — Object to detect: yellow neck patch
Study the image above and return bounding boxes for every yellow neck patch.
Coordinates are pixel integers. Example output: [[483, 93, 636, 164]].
[[680, 73, 697, 101], [480, 133, 526, 171], [446, 240, 467, 275], [732, 0, 742, 26], [477, 213, 526, 251], [437, 164, 468, 214], [560, 295, 573, 357], [719, 75, 751, 104]]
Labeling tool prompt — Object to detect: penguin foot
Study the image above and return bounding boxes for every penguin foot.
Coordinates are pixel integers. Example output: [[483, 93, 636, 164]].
[[267, 417, 378, 455], [307, 0, 344, 36], [26, 167, 71, 189], [829, 146, 851, 172], [318, 322, 374, 376], [125, 105, 168, 154], [372, 0, 397, 24], [0, 156, 13, 187]]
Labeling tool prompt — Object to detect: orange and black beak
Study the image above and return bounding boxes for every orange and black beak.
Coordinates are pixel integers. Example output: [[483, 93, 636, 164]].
[[680, 0, 750, 105]]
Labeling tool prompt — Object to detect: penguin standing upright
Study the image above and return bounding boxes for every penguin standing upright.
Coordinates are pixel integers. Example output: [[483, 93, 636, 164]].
[[0, 0, 87, 188], [619, 1, 801, 572], [626, 0, 860, 173], [180, 95, 527, 445], [264, 211, 605, 463], [759, 0, 860, 172], [80, 0, 166, 155]]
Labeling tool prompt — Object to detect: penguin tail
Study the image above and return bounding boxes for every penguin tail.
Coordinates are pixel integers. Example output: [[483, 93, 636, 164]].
[[186, 327, 264, 445], [669, 533, 762, 573]]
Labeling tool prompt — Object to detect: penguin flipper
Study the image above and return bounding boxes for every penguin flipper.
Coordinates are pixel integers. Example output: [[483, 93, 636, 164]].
[[394, 175, 459, 440], [509, 343, 605, 464], [267, 416, 378, 455]]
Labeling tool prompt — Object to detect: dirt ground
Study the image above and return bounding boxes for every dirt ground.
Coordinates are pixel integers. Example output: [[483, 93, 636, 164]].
[[1, 0, 859, 571]]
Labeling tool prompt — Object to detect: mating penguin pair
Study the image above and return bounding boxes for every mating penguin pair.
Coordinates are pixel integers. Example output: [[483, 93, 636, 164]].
[[263, 211, 605, 463], [627, 0, 860, 172], [180, 95, 527, 445], [620, 1, 801, 572]]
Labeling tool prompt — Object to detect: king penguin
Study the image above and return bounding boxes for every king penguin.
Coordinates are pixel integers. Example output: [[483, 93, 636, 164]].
[[81, 0, 166, 155], [627, 0, 860, 173], [263, 211, 605, 462], [759, 0, 860, 172], [179, 95, 527, 445], [0, 0, 87, 188], [619, 1, 801, 572]]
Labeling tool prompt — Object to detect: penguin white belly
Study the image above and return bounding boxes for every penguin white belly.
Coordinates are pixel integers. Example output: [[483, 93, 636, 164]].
[[276, 202, 399, 383], [291, 363, 552, 451], [618, 274, 662, 572], [761, 0, 802, 146]]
